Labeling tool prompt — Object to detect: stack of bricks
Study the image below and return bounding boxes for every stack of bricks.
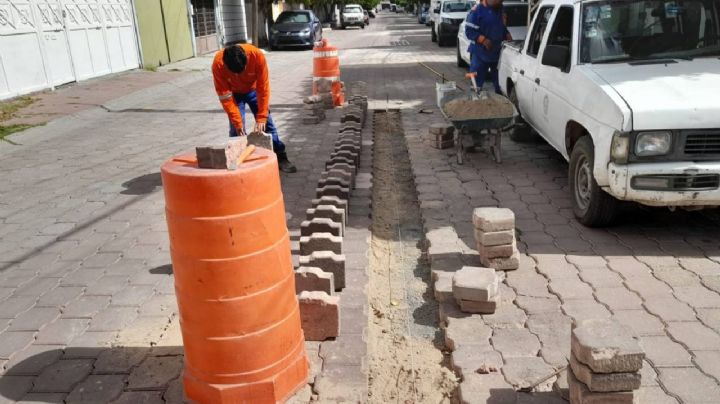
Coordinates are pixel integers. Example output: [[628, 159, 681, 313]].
[[568, 319, 645, 403], [451, 266, 500, 314], [296, 82, 368, 342], [302, 95, 327, 124], [315, 78, 339, 109], [472, 207, 519, 271], [429, 123, 455, 149]]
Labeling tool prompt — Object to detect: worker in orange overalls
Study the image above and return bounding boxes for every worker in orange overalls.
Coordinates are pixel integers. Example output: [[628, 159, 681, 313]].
[[212, 44, 297, 173]]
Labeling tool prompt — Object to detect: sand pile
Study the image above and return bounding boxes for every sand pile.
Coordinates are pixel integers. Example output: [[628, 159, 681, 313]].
[[444, 95, 514, 120]]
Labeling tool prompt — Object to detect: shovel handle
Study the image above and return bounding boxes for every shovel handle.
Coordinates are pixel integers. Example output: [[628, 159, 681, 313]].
[[238, 145, 256, 165]]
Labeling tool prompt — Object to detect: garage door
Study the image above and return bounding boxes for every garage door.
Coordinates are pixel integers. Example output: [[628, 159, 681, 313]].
[[0, 0, 139, 100]]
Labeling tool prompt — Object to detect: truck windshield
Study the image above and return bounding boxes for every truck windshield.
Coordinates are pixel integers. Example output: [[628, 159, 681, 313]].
[[344, 6, 363, 13], [580, 0, 720, 63], [444, 2, 472, 12]]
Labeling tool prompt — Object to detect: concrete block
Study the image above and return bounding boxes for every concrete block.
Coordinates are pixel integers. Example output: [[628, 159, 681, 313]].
[[459, 295, 498, 314], [195, 138, 246, 170], [429, 123, 455, 135], [330, 150, 359, 166], [322, 169, 355, 188], [298, 251, 346, 290], [325, 156, 355, 170], [326, 161, 357, 175], [572, 319, 645, 374], [341, 122, 362, 132], [299, 291, 340, 341], [300, 233, 343, 255], [246, 131, 273, 151], [434, 271, 454, 303], [475, 229, 515, 247], [311, 196, 349, 217], [472, 207, 515, 232], [318, 176, 351, 190], [570, 354, 641, 393], [452, 266, 499, 302], [445, 316, 492, 351], [335, 142, 361, 155], [307, 205, 346, 228], [452, 344, 503, 378], [481, 251, 520, 271], [300, 218, 342, 237], [478, 240, 517, 260], [503, 357, 557, 391], [295, 267, 335, 295], [316, 184, 350, 201], [568, 370, 635, 404], [341, 114, 361, 124]]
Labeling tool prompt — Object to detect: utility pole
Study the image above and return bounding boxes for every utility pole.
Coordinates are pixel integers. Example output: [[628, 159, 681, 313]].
[[252, 0, 259, 45]]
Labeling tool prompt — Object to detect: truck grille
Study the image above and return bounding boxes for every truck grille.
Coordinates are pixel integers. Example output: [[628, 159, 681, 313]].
[[631, 174, 720, 191], [684, 133, 720, 155]]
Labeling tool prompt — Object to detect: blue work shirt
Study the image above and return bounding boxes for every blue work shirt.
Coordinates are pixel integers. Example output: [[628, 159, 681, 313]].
[[465, 4, 508, 63]]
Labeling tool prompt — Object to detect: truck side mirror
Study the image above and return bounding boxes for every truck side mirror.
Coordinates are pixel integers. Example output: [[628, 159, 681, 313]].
[[434, 8, 440, 13], [542, 45, 570, 71]]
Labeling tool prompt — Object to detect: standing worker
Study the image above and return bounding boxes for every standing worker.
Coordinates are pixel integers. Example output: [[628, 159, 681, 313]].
[[212, 44, 297, 173], [465, 0, 512, 94]]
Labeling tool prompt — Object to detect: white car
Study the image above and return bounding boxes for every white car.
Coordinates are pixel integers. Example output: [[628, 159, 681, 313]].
[[431, 0, 473, 46], [341, 4, 366, 29], [457, 2, 529, 67], [498, 0, 720, 226]]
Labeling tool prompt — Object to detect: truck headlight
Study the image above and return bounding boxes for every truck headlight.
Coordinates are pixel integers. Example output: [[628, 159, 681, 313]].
[[635, 131, 672, 157], [611, 132, 629, 164]]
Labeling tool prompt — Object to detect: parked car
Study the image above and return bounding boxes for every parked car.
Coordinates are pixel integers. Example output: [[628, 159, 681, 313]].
[[418, 6, 430, 24], [391, 4, 397, 12], [431, 0, 472, 46], [368, 9, 376, 18], [498, 0, 720, 226], [457, 1, 529, 67], [341, 4, 366, 29], [269, 10, 323, 50], [363, 10, 370, 25]]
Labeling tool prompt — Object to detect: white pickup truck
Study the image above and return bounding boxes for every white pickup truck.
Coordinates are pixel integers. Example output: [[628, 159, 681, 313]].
[[498, 0, 720, 226]]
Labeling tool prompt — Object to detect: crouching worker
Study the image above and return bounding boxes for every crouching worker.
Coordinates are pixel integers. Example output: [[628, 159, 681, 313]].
[[212, 44, 297, 173]]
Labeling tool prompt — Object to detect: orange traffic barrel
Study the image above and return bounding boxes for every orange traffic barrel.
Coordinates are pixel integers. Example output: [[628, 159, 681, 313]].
[[161, 147, 308, 403], [313, 39, 341, 96]]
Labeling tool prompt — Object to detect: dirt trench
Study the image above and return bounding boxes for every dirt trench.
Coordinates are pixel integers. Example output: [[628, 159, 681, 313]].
[[367, 109, 458, 403]]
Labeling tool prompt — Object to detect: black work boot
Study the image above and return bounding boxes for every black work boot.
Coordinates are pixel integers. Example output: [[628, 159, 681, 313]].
[[277, 152, 297, 173]]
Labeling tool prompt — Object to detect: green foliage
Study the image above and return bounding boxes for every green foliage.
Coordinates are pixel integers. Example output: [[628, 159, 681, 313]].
[[0, 124, 41, 144], [0, 96, 35, 122]]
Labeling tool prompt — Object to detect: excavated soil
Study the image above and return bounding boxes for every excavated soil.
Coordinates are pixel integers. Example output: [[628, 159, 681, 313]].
[[367, 110, 458, 403], [443, 95, 514, 120]]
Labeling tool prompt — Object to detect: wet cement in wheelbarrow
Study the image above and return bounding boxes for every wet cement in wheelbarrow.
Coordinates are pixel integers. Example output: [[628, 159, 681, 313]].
[[444, 96, 514, 120]]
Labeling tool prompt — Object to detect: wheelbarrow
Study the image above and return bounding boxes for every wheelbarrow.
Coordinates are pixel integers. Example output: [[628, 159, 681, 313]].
[[437, 76, 517, 164]]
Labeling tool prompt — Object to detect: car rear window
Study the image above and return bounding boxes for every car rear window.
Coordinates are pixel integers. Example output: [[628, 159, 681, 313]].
[[344, 6, 363, 13], [276, 12, 310, 23]]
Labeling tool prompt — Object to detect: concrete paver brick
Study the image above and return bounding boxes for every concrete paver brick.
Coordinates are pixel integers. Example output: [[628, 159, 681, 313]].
[[459, 296, 498, 314], [482, 305, 527, 329], [491, 328, 541, 358], [516, 295, 562, 314], [452, 344, 502, 378], [32, 359, 94, 393], [109, 391, 164, 404], [93, 347, 147, 374], [639, 335, 692, 367], [0, 376, 34, 402], [316, 184, 350, 201], [611, 310, 665, 337], [548, 277, 594, 301], [673, 286, 720, 308], [300, 233, 343, 255], [300, 218, 342, 237], [434, 271, 454, 303], [658, 367, 720, 404], [692, 350, 720, 382], [115, 315, 169, 346], [445, 316, 492, 351], [17, 392, 67, 403], [295, 267, 335, 295], [85, 276, 130, 296], [8, 308, 60, 332], [13, 278, 58, 298], [61, 296, 110, 319], [636, 386, 680, 404], [88, 307, 138, 332], [65, 374, 126, 403], [127, 356, 183, 390], [319, 334, 365, 367], [477, 241, 517, 260], [472, 208, 515, 232], [299, 291, 340, 341], [475, 229, 514, 247], [622, 276, 674, 298], [594, 287, 643, 311], [502, 356, 556, 391], [306, 205, 346, 227], [571, 319, 644, 373], [311, 195, 349, 217], [60, 269, 105, 287], [110, 285, 155, 307], [138, 294, 177, 317], [643, 296, 697, 321], [317, 176, 351, 190], [36, 287, 84, 308], [162, 378, 185, 404], [452, 266, 498, 302], [35, 319, 89, 345], [459, 372, 515, 404], [569, 353, 641, 392], [63, 331, 114, 358], [4, 345, 62, 376], [298, 251, 346, 290], [666, 321, 720, 350], [568, 370, 635, 404], [577, 270, 625, 288], [697, 308, 720, 331]]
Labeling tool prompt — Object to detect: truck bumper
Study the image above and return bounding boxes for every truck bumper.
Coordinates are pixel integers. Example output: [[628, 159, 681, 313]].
[[607, 162, 720, 207]]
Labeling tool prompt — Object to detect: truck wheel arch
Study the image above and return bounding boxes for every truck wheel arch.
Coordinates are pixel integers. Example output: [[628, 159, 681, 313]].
[[565, 121, 589, 156]]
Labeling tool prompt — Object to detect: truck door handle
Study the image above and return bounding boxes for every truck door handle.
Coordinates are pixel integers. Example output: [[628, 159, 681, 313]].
[[535, 78, 541, 85], [519, 69, 525, 75]]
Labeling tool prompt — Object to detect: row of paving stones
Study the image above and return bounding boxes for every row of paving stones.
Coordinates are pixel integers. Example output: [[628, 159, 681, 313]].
[[399, 104, 720, 404]]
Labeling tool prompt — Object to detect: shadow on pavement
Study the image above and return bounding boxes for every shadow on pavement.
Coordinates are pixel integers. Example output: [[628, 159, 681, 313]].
[[0, 346, 184, 403], [121, 173, 163, 196], [150, 264, 173, 275]]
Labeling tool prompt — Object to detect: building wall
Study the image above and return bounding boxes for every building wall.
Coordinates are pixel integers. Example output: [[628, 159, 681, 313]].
[[219, 0, 249, 45], [134, 0, 194, 68]]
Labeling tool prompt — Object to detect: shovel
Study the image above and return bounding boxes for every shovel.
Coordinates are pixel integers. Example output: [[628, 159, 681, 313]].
[[466, 72, 489, 101]]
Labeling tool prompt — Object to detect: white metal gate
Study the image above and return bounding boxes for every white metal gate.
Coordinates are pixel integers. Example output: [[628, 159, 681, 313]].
[[0, 0, 139, 100]]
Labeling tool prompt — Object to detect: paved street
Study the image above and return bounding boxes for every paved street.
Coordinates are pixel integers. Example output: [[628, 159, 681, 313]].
[[1, 10, 720, 404]]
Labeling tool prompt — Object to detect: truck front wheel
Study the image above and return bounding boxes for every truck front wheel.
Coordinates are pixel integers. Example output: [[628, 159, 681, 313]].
[[569, 137, 618, 227]]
